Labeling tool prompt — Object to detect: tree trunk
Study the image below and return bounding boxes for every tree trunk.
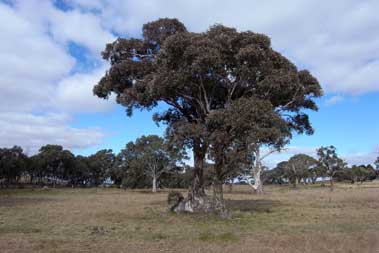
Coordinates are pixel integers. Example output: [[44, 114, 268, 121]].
[[252, 168, 263, 194], [174, 140, 228, 215], [152, 175, 157, 193], [251, 148, 263, 194], [330, 176, 334, 189], [172, 138, 228, 216], [175, 140, 208, 214], [191, 139, 206, 197], [293, 177, 298, 188], [212, 150, 227, 212], [212, 178, 225, 212]]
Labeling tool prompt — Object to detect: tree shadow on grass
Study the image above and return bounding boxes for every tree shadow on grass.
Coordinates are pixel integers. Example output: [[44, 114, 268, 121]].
[[226, 199, 282, 213]]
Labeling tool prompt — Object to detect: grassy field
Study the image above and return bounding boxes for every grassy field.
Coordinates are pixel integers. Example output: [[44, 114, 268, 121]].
[[1, 183, 379, 253]]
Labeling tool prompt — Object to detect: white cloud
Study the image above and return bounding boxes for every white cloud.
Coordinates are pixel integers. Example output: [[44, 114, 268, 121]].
[[0, 1, 114, 152], [0, 112, 104, 155], [12, 0, 115, 55], [344, 150, 378, 166], [0, 3, 74, 112], [325, 95, 344, 106], [55, 65, 114, 113], [48, 7, 115, 55]]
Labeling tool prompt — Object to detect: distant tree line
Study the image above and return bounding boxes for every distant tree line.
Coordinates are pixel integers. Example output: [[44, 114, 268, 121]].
[[0, 135, 192, 191], [1, 140, 377, 192], [263, 146, 379, 188]]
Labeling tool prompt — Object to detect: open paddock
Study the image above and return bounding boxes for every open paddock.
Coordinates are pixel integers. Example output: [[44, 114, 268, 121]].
[[1, 183, 379, 252]]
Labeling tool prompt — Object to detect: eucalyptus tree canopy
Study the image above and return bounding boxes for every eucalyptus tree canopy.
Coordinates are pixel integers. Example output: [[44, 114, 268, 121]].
[[87, 149, 115, 186], [37, 145, 75, 186], [70, 155, 91, 186], [350, 164, 376, 183], [309, 165, 327, 184], [286, 154, 318, 187], [114, 135, 183, 192], [94, 18, 322, 210], [317, 146, 346, 188], [0, 146, 27, 185]]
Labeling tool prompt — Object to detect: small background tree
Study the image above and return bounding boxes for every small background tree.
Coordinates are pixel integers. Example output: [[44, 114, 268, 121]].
[[87, 149, 115, 186], [285, 154, 318, 187], [317, 146, 346, 189], [114, 135, 184, 192], [0, 146, 27, 187]]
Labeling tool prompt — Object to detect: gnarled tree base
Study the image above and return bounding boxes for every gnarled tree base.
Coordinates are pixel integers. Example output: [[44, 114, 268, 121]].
[[168, 191, 229, 218]]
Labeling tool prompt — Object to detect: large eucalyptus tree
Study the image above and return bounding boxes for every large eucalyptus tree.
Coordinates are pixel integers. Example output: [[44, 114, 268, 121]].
[[94, 18, 322, 212]]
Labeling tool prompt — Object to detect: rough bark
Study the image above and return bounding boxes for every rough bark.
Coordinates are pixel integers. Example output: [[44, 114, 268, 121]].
[[211, 152, 226, 213], [212, 178, 225, 212], [170, 141, 229, 216], [179, 142, 209, 213], [192, 140, 206, 198], [169, 188, 228, 217]]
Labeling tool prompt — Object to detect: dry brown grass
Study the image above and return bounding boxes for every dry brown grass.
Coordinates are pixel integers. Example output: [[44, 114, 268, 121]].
[[1, 182, 379, 252]]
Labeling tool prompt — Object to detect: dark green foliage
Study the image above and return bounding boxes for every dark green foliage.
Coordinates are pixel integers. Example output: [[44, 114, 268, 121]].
[[269, 147, 378, 187], [269, 154, 319, 188], [317, 146, 346, 187], [110, 135, 185, 191], [335, 165, 376, 183], [0, 138, 187, 189], [70, 155, 92, 186], [269, 154, 327, 186], [87, 149, 115, 186], [354, 164, 376, 182], [35, 145, 75, 186], [286, 154, 318, 187], [0, 146, 27, 186], [262, 166, 286, 185], [160, 165, 192, 189], [4, 146, 116, 187]]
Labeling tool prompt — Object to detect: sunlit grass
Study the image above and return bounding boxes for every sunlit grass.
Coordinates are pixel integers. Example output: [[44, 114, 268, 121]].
[[1, 182, 379, 252]]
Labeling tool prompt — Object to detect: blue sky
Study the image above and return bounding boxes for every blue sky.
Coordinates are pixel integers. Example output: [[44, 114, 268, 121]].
[[0, 0, 378, 166]]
